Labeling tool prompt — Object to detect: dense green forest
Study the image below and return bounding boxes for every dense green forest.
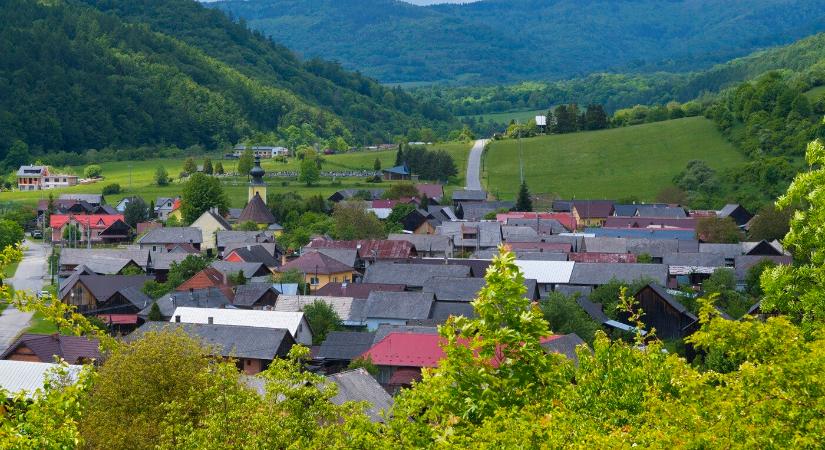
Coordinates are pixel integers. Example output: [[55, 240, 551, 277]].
[[0, 0, 455, 160], [211, 0, 825, 84], [414, 31, 825, 121]]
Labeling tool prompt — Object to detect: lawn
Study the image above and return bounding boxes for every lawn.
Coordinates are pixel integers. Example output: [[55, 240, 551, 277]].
[[482, 116, 746, 202], [2, 260, 19, 280], [0, 143, 471, 208]]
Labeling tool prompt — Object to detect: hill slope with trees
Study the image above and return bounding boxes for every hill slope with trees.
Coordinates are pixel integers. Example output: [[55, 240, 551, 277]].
[[211, 0, 825, 84], [0, 0, 454, 159]]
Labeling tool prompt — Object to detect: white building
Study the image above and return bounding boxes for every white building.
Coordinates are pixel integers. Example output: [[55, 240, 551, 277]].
[[233, 145, 289, 158], [170, 307, 313, 345]]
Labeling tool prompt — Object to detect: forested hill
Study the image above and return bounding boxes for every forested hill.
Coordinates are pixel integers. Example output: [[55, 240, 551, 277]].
[[210, 0, 825, 84], [416, 31, 825, 118], [0, 0, 454, 157]]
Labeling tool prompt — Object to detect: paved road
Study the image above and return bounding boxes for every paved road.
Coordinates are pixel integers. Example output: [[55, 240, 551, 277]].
[[465, 139, 488, 190], [0, 240, 49, 351]]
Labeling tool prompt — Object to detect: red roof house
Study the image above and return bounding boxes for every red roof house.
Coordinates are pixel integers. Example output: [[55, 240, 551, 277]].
[[50, 214, 131, 244], [175, 267, 235, 301], [307, 239, 417, 261]]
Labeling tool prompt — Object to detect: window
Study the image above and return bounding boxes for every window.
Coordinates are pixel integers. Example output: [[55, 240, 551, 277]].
[[332, 276, 338, 283], [310, 277, 319, 285]]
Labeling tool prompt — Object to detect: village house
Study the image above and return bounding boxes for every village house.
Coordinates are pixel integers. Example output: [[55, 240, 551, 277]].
[[451, 189, 487, 207], [58, 248, 149, 277], [571, 200, 615, 228], [359, 332, 443, 393], [0, 361, 82, 399], [316, 331, 377, 373], [130, 322, 295, 375], [232, 282, 280, 309], [275, 251, 357, 291], [216, 230, 276, 255], [210, 260, 271, 280], [169, 307, 313, 346], [274, 295, 365, 327], [58, 273, 153, 316], [190, 208, 232, 253], [388, 234, 453, 258], [457, 200, 515, 221], [382, 163, 411, 181], [363, 262, 471, 289], [0, 334, 100, 364], [437, 221, 502, 252], [718, 203, 753, 227], [50, 214, 131, 245], [175, 267, 235, 300], [139, 287, 233, 320], [326, 369, 394, 422], [632, 284, 698, 340], [364, 291, 435, 330], [223, 244, 280, 270], [154, 197, 179, 220], [137, 227, 203, 252], [16, 165, 78, 190]]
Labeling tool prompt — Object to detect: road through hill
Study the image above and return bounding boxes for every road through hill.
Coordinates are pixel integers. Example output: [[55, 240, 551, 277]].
[[466, 139, 488, 191]]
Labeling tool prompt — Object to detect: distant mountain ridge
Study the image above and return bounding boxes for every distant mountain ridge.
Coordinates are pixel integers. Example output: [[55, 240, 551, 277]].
[[210, 0, 825, 84]]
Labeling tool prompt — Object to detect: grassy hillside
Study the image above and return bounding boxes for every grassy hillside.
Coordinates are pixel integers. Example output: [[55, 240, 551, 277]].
[[212, 0, 825, 84], [483, 117, 744, 201], [0, 143, 471, 208]]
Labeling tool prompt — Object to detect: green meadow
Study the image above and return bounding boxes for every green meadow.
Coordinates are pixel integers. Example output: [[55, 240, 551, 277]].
[[0, 143, 471, 208], [482, 116, 746, 202]]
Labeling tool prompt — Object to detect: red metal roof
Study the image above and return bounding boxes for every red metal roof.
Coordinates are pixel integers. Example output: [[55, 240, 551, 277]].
[[370, 199, 398, 209], [50, 214, 125, 229], [308, 239, 415, 260], [415, 183, 444, 200], [98, 314, 139, 325], [496, 212, 577, 231], [360, 333, 445, 368], [361, 332, 563, 369]]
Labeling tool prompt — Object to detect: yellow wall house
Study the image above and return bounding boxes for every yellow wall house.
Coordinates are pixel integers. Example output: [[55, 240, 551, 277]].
[[275, 251, 355, 292], [191, 209, 232, 251], [571, 200, 615, 229]]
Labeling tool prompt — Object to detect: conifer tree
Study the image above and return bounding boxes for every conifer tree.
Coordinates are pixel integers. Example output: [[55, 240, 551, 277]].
[[516, 180, 533, 212]]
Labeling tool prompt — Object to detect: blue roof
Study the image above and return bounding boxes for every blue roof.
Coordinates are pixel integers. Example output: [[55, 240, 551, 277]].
[[584, 228, 695, 240], [385, 165, 410, 175]]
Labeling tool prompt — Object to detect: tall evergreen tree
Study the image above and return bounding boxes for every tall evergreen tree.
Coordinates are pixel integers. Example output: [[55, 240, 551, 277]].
[[395, 144, 404, 166], [516, 181, 533, 212]]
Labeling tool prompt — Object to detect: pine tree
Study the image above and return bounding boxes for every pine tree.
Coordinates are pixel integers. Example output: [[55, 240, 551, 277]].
[[516, 181, 533, 212], [202, 158, 213, 175], [374, 158, 381, 171], [147, 302, 162, 321], [395, 144, 404, 166]]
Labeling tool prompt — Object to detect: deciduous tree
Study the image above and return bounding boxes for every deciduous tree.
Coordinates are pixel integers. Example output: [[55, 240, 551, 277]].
[[180, 172, 228, 224]]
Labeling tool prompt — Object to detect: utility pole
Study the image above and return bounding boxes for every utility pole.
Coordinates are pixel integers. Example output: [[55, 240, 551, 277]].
[[129, 163, 132, 190], [518, 121, 524, 184]]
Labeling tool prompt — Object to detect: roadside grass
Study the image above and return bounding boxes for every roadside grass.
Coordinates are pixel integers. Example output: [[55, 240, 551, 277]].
[[0, 143, 471, 207], [483, 116, 745, 201]]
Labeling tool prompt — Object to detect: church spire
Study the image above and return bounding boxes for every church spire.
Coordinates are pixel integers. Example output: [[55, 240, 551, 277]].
[[248, 156, 267, 203]]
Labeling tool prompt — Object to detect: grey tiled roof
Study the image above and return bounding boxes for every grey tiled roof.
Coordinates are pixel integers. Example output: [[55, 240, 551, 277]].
[[138, 227, 203, 245], [388, 234, 452, 253], [216, 230, 274, 248], [60, 248, 150, 271], [317, 331, 376, 360], [437, 221, 502, 249], [210, 261, 267, 279], [423, 277, 485, 302], [129, 322, 294, 360], [233, 282, 278, 307], [583, 237, 627, 254], [363, 262, 470, 287], [504, 218, 568, 234], [150, 252, 189, 271], [698, 243, 743, 259], [365, 291, 434, 321], [459, 201, 514, 221], [569, 263, 667, 286], [451, 189, 487, 201], [327, 368, 393, 422], [663, 252, 726, 267], [430, 301, 476, 322], [541, 333, 588, 364], [142, 287, 232, 317]]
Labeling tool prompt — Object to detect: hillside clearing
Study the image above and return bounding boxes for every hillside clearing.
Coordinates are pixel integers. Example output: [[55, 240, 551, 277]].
[[483, 117, 745, 202]]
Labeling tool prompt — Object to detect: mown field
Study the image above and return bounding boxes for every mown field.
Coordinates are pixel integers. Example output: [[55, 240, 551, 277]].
[[0, 143, 471, 208], [482, 116, 746, 202]]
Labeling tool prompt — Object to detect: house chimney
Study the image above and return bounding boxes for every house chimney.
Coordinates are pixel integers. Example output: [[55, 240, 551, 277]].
[[175, 315, 181, 323], [189, 287, 194, 294], [208, 316, 213, 324]]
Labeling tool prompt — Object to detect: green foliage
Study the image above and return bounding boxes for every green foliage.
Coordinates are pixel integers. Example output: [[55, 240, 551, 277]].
[[373, 158, 381, 172], [142, 254, 212, 298], [748, 204, 793, 241], [83, 165, 102, 179], [302, 299, 342, 345], [696, 217, 743, 243], [0, 219, 24, 250], [147, 302, 162, 321], [589, 278, 654, 320], [703, 268, 752, 318], [119, 264, 144, 276], [228, 270, 246, 286], [539, 291, 600, 344], [384, 203, 416, 234], [746, 259, 776, 297], [235, 220, 260, 231], [347, 356, 378, 376], [394, 144, 457, 182], [636, 252, 653, 263], [212, 0, 823, 84], [154, 166, 169, 186], [182, 157, 197, 175], [299, 157, 321, 186], [331, 202, 385, 240], [381, 183, 418, 200], [2, 140, 29, 172], [180, 172, 228, 224], [237, 149, 254, 176], [202, 158, 213, 175], [761, 137, 825, 327], [515, 180, 532, 212], [123, 197, 149, 228], [214, 161, 224, 175], [101, 183, 121, 195]]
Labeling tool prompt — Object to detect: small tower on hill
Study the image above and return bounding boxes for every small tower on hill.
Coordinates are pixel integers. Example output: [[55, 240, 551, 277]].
[[248, 156, 267, 204]]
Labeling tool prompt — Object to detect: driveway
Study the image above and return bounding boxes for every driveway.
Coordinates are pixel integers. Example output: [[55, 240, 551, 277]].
[[465, 139, 488, 191], [0, 240, 49, 351]]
